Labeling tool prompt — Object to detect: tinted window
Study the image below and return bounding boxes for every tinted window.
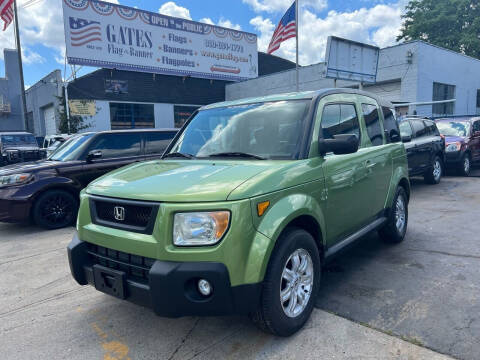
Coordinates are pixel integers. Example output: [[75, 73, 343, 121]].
[[411, 120, 427, 138], [473, 121, 480, 132], [423, 120, 439, 136], [362, 104, 383, 146], [49, 134, 95, 161], [145, 132, 176, 155], [110, 103, 154, 130], [399, 121, 413, 137], [382, 107, 400, 143], [89, 133, 142, 159], [321, 104, 360, 141], [1, 134, 37, 146], [433, 82, 455, 115]]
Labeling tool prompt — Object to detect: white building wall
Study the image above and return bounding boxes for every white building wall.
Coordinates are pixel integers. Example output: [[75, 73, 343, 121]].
[[154, 103, 175, 128]]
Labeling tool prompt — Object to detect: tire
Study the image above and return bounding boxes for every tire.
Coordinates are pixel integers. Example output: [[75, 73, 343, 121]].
[[424, 156, 443, 184], [458, 153, 471, 176], [251, 227, 321, 336], [379, 187, 408, 244], [33, 190, 78, 229]]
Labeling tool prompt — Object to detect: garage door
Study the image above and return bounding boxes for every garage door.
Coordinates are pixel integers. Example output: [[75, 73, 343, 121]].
[[364, 81, 402, 103], [43, 106, 56, 135]]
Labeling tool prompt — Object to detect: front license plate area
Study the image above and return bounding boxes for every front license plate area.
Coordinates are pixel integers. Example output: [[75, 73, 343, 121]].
[[93, 265, 126, 299]]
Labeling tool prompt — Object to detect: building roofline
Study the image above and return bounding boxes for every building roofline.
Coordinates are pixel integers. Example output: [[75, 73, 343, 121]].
[[26, 69, 62, 93]]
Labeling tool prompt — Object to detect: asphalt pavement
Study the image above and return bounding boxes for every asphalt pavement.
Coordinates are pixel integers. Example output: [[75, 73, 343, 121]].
[[2, 169, 479, 359]]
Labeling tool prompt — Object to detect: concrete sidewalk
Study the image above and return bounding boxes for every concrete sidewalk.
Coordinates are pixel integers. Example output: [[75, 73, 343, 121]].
[[0, 223, 453, 360]]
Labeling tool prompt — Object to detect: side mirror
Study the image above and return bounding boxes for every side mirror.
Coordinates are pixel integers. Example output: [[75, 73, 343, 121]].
[[474, 131, 480, 137], [401, 135, 412, 143], [318, 134, 359, 156], [87, 150, 102, 162], [387, 130, 401, 143]]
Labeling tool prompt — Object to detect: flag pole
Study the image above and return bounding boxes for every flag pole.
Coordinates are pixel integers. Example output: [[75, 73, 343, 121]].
[[13, 0, 28, 131], [295, 0, 299, 92]]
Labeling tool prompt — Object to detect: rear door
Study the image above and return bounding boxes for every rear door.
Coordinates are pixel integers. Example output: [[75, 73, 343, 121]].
[[471, 120, 480, 162], [144, 131, 177, 161], [399, 120, 418, 174], [410, 120, 431, 173], [80, 132, 144, 186]]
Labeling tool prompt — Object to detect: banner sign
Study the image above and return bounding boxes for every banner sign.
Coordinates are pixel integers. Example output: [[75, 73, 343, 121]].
[[69, 100, 96, 116], [105, 79, 128, 94], [62, 0, 259, 81]]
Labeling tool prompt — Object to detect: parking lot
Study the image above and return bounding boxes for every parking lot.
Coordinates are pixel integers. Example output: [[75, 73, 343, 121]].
[[1, 170, 479, 360]]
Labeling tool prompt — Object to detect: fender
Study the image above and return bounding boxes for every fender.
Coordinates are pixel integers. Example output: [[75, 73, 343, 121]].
[[243, 193, 326, 284], [384, 164, 410, 209]]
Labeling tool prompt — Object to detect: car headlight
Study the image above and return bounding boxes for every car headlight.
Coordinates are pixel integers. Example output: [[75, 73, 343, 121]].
[[0, 173, 33, 187], [173, 211, 230, 246], [446, 142, 461, 152]]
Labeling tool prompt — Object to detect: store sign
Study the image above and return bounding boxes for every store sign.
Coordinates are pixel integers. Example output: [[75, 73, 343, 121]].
[[69, 100, 96, 116], [62, 0, 258, 81], [105, 79, 128, 94]]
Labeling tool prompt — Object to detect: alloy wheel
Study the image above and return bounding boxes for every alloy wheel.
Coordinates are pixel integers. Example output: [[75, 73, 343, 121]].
[[395, 195, 406, 234], [464, 156, 470, 174], [433, 160, 442, 181], [41, 194, 74, 226], [280, 248, 314, 318]]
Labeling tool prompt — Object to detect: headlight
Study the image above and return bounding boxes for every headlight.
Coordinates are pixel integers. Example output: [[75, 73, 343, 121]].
[[173, 211, 230, 246], [0, 173, 33, 187], [446, 142, 461, 152]]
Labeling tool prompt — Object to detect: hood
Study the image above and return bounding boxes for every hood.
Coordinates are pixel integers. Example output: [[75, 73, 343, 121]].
[[86, 159, 274, 202], [2, 146, 40, 152], [0, 160, 64, 175], [444, 135, 466, 144]]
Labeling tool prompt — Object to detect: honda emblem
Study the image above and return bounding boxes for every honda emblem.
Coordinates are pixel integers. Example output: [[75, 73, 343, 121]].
[[114, 206, 125, 221]]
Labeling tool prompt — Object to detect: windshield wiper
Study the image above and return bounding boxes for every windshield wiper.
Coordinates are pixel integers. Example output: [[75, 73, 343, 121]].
[[162, 152, 195, 159], [205, 152, 266, 160]]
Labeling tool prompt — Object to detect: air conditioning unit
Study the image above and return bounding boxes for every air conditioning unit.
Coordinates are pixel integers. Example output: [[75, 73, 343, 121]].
[[0, 96, 11, 114]]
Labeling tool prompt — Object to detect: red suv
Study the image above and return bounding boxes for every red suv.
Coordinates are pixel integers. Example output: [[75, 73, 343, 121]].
[[435, 117, 480, 176]]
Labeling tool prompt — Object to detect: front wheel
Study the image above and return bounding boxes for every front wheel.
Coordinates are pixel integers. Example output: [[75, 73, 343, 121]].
[[424, 156, 443, 184], [33, 190, 78, 229], [379, 187, 408, 244], [251, 227, 321, 336], [458, 153, 471, 176]]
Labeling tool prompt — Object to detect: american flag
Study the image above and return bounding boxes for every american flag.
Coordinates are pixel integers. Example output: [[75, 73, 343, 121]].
[[0, 0, 14, 31], [267, 1, 296, 54], [69, 17, 101, 47]]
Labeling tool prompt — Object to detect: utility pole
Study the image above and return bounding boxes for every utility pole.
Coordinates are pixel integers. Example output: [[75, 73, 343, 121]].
[[295, 0, 299, 92], [13, 0, 28, 131]]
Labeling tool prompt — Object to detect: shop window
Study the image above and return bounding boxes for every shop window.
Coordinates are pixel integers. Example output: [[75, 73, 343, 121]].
[[432, 82, 455, 115], [174, 105, 200, 128], [110, 103, 154, 130]]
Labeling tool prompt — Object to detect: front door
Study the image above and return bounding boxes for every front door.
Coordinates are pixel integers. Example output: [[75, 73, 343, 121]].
[[316, 97, 376, 246], [470, 120, 480, 162]]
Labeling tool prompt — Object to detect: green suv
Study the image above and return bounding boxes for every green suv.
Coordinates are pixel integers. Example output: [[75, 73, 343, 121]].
[[68, 89, 410, 336]]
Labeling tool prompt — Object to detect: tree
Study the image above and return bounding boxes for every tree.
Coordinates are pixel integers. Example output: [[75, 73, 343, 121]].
[[57, 90, 90, 134], [398, 0, 480, 59]]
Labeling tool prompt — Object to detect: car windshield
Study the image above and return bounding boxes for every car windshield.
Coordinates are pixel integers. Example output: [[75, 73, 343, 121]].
[[436, 121, 470, 137], [168, 100, 311, 160], [49, 134, 94, 161], [1, 134, 37, 146]]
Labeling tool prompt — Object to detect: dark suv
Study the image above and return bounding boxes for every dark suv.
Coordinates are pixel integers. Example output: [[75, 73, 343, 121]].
[[399, 118, 445, 184], [1, 132, 46, 166], [0, 129, 177, 229], [435, 117, 480, 176]]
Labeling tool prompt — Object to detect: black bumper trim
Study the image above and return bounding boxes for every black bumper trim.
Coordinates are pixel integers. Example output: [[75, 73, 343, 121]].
[[67, 233, 262, 317]]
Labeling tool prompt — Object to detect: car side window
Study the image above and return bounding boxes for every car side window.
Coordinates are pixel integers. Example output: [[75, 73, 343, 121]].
[[145, 132, 176, 155], [362, 103, 383, 146], [382, 107, 400, 143], [423, 120, 439, 136], [399, 121, 413, 137], [321, 103, 360, 141], [473, 121, 480, 133], [411, 120, 427, 138], [89, 133, 142, 159]]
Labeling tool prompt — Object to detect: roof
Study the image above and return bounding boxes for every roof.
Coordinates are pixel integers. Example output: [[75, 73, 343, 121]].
[[202, 88, 393, 109], [67, 52, 296, 104], [435, 116, 480, 123], [0, 131, 34, 135]]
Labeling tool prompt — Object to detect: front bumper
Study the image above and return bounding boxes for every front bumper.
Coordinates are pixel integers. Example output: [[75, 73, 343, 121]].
[[445, 151, 463, 164], [67, 233, 261, 317], [0, 196, 31, 222]]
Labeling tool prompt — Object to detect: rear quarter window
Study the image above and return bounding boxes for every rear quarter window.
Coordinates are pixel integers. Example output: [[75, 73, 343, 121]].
[[362, 104, 383, 146], [381, 107, 401, 143]]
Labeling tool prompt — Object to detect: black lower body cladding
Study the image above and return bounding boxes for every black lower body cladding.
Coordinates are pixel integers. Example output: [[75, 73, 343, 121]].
[[67, 233, 261, 317]]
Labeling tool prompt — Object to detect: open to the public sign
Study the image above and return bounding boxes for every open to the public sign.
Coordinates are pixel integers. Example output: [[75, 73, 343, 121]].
[[62, 0, 259, 81]]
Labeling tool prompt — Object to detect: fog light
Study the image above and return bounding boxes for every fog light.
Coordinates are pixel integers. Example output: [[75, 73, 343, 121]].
[[198, 279, 212, 296]]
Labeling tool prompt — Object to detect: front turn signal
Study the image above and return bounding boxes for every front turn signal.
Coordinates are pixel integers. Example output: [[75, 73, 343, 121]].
[[257, 201, 270, 217]]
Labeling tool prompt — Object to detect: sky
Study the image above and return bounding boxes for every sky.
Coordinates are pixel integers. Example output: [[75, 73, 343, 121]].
[[0, 0, 409, 86]]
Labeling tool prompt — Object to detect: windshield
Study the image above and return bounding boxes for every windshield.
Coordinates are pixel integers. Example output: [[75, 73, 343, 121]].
[[168, 100, 311, 160], [49, 134, 94, 161], [436, 121, 470, 137], [1, 134, 37, 146]]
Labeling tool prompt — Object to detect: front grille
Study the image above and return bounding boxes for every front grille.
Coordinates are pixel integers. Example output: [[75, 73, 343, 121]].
[[87, 243, 155, 283], [89, 196, 159, 234]]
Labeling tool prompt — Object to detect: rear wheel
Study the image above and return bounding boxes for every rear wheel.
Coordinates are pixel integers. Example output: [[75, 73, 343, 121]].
[[458, 153, 471, 176], [33, 190, 78, 229], [424, 156, 443, 184], [379, 187, 408, 244], [251, 227, 321, 336]]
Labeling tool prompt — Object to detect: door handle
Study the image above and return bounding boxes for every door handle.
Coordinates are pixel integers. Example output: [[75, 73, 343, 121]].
[[365, 160, 376, 174]]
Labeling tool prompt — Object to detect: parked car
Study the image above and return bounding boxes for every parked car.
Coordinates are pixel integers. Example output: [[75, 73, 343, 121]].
[[0, 129, 177, 229], [435, 117, 480, 176], [0, 132, 46, 166], [399, 118, 445, 184], [68, 89, 410, 336], [42, 134, 71, 157]]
